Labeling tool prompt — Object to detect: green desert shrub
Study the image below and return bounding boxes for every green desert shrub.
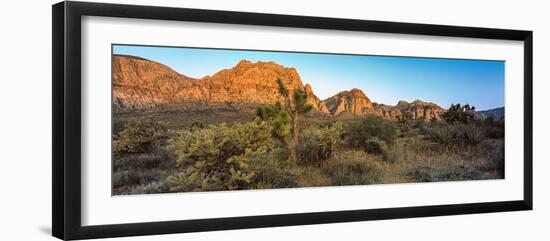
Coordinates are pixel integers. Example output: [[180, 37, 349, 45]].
[[322, 151, 383, 185], [255, 104, 279, 120], [346, 115, 397, 149], [425, 123, 485, 146], [362, 137, 398, 163], [298, 122, 344, 166], [167, 121, 274, 192], [247, 154, 300, 189], [113, 117, 168, 158], [425, 124, 454, 144], [255, 104, 291, 145], [363, 137, 386, 155], [271, 147, 289, 161], [461, 124, 485, 145], [412, 165, 482, 182]]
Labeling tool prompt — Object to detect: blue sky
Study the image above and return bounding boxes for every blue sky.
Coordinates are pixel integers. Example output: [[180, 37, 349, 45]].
[[113, 44, 505, 110]]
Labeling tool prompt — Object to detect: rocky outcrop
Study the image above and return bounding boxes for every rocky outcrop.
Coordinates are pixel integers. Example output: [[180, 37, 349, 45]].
[[372, 103, 402, 119], [323, 88, 374, 115], [395, 100, 445, 121], [113, 55, 446, 121], [304, 84, 329, 113], [373, 100, 444, 121], [174, 60, 326, 112], [112, 55, 195, 110], [321, 89, 443, 121], [113, 57, 328, 113]]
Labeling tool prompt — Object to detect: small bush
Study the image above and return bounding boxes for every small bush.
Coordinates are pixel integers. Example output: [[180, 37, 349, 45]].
[[248, 155, 300, 189], [298, 122, 344, 166], [271, 147, 289, 161], [322, 151, 383, 185], [113, 117, 168, 158], [363, 137, 397, 163], [425, 123, 485, 146], [346, 115, 397, 148], [363, 137, 385, 155], [461, 124, 485, 145]]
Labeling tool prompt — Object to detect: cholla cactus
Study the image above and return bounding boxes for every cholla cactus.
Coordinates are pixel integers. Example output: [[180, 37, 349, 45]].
[[167, 121, 274, 191], [113, 117, 167, 158]]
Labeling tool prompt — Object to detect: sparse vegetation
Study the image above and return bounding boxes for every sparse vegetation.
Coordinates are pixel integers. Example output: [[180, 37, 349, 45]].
[[297, 121, 343, 166], [424, 123, 485, 146], [112, 91, 505, 195], [346, 114, 397, 148], [322, 150, 384, 185], [111, 54, 505, 195]]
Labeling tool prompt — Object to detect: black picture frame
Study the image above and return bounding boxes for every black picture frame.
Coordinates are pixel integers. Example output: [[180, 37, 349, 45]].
[[52, 1, 533, 240]]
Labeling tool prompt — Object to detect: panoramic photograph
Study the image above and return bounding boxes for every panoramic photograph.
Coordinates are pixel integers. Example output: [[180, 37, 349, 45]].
[[111, 44, 505, 195]]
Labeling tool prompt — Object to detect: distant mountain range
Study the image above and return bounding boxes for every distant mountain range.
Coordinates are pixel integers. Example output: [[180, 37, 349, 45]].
[[476, 107, 505, 120], [112, 55, 499, 121]]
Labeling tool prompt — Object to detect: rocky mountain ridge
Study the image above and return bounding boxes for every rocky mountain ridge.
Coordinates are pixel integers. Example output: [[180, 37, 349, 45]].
[[476, 107, 505, 120], [113, 55, 446, 120], [112, 55, 196, 110]]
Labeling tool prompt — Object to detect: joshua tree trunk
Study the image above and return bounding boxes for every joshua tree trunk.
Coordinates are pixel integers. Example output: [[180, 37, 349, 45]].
[[274, 78, 311, 164]]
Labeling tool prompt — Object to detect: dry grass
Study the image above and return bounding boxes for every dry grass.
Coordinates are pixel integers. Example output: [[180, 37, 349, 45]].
[[112, 112, 504, 195], [376, 134, 504, 184], [321, 150, 385, 185]]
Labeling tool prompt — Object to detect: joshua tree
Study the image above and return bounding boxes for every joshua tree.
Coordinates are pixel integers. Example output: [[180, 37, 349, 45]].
[[397, 112, 413, 127], [255, 103, 291, 146], [276, 78, 313, 163], [442, 103, 476, 124]]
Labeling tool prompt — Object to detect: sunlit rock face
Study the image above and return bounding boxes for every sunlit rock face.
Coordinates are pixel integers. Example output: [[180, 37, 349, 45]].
[[113, 55, 445, 120]]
